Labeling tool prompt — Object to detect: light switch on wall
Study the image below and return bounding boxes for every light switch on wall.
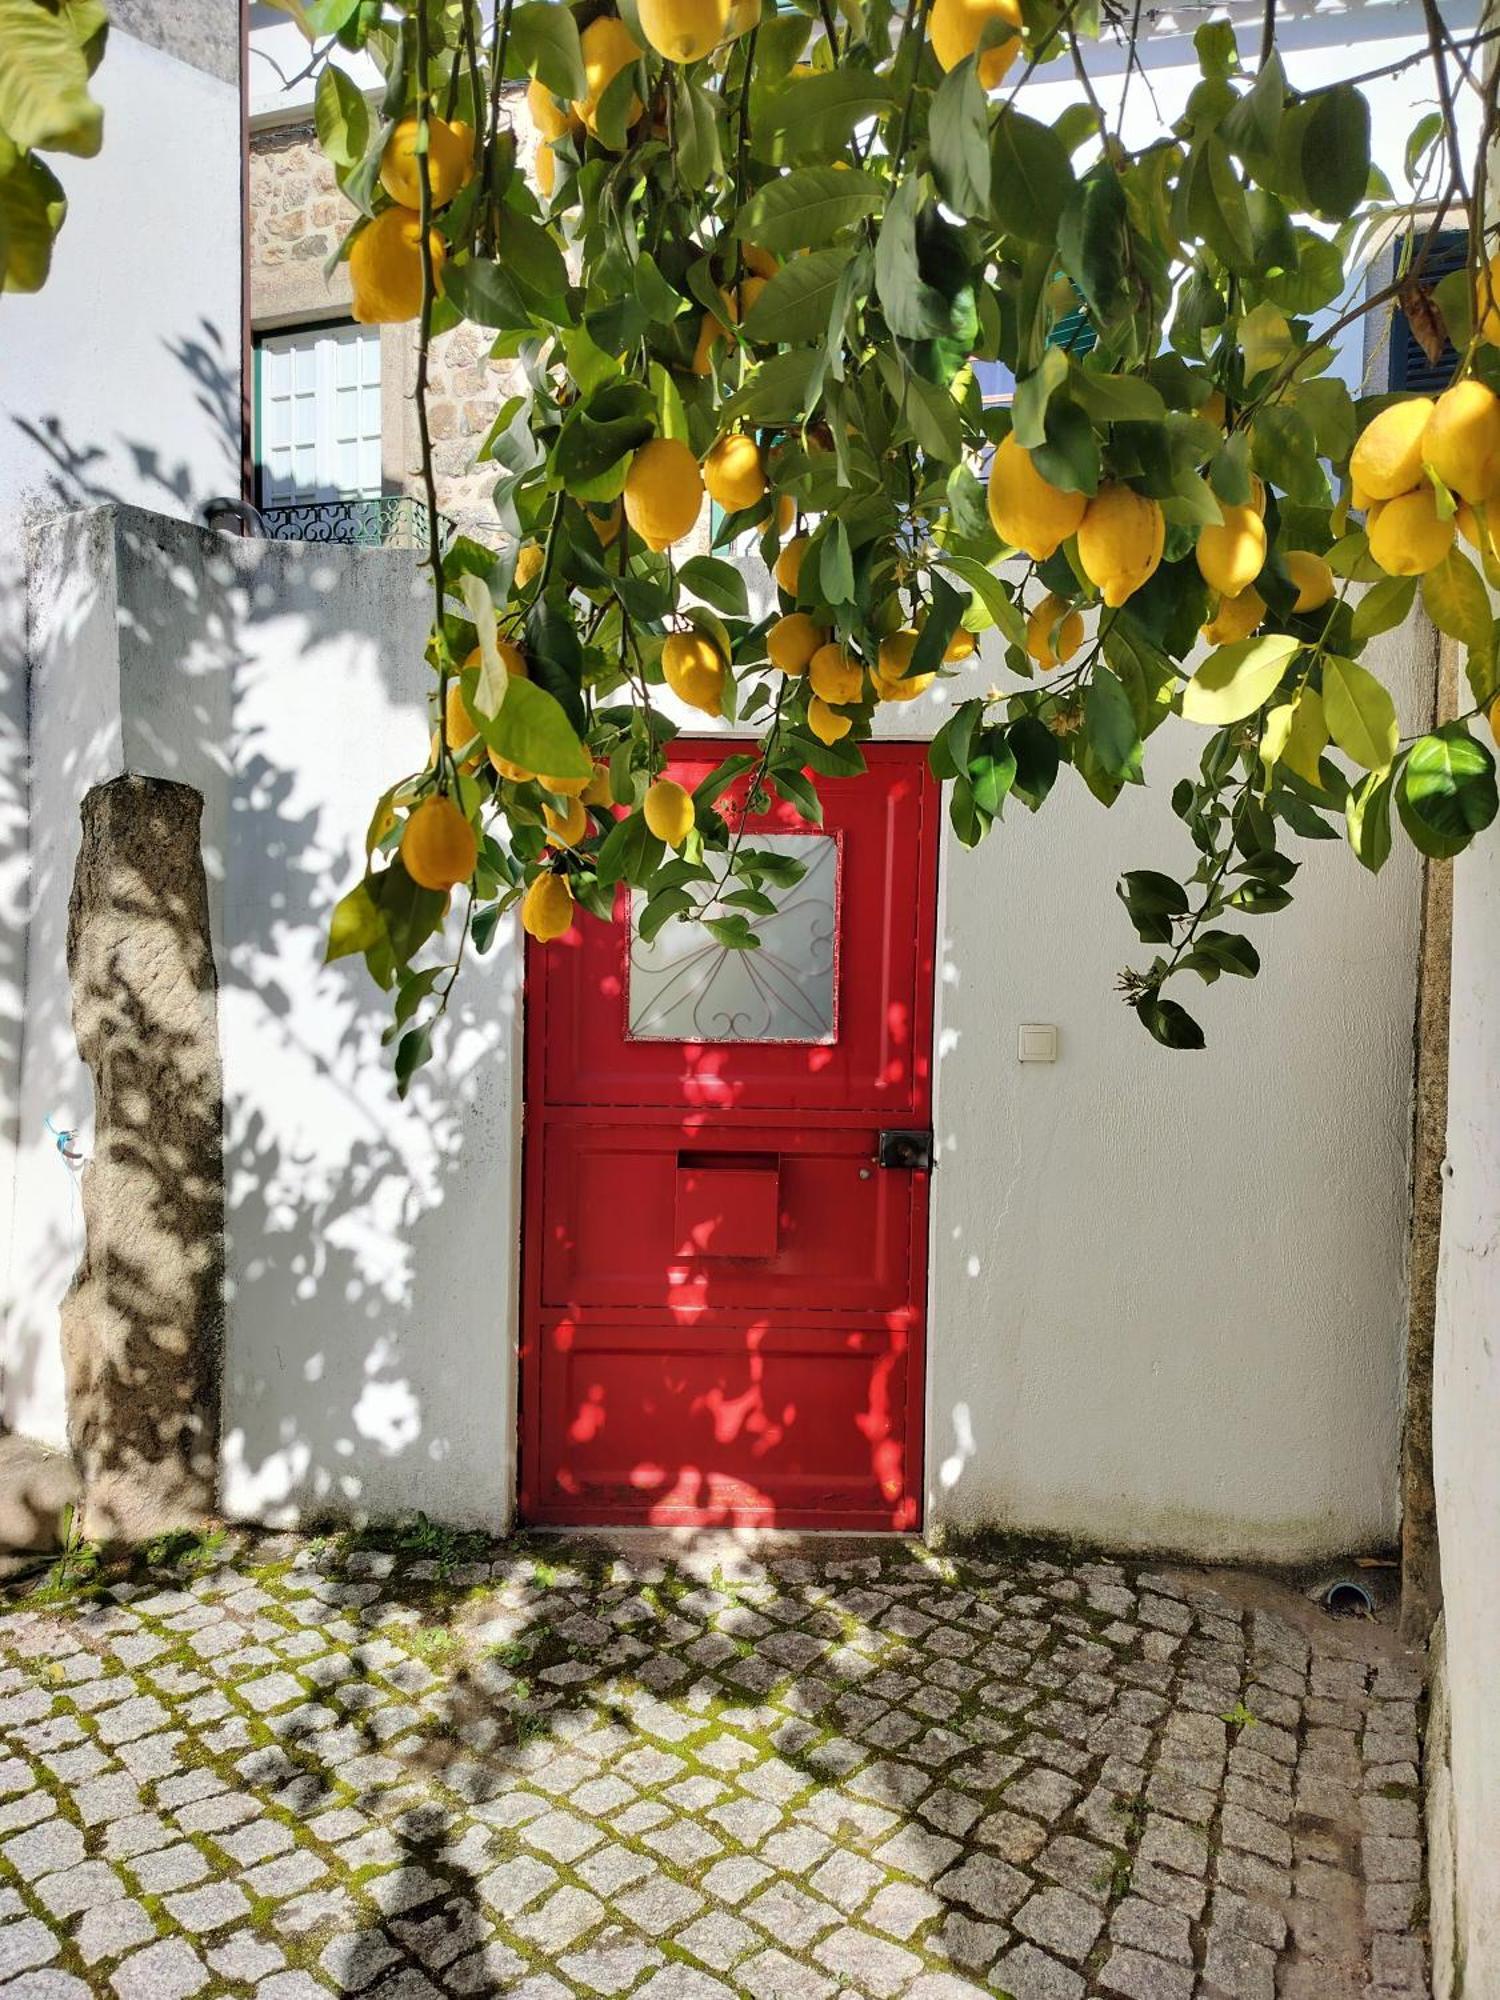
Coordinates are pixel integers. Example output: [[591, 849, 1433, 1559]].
[[1018, 1023, 1059, 1063]]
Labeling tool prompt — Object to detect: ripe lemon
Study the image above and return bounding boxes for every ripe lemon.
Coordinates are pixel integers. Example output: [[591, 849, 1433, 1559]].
[[379, 116, 475, 210], [703, 433, 766, 512], [581, 764, 613, 806], [767, 614, 825, 674], [1477, 252, 1500, 346], [534, 139, 557, 198], [1367, 488, 1455, 576], [1423, 379, 1500, 504], [623, 438, 704, 550], [527, 76, 577, 142], [943, 627, 976, 663], [807, 695, 852, 744], [986, 434, 1087, 561], [874, 631, 935, 702], [638, 0, 731, 62], [644, 777, 695, 848], [1025, 594, 1084, 669], [586, 499, 623, 548], [743, 244, 779, 280], [1200, 586, 1265, 646], [349, 209, 445, 324], [401, 794, 477, 891], [1077, 484, 1166, 607], [544, 796, 590, 848], [1195, 501, 1266, 597], [691, 291, 736, 375], [1491, 694, 1500, 746], [575, 15, 643, 139], [929, 0, 1022, 88], [514, 542, 544, 589], [463, 637, 528, 680], [1200, 388, 1228, 429], [809, 643, 865, 705], [661, 631, 726, 716], [1350, 397, 1434, 502], [1283, 551, 1335, 614], [1457, 503, 1500, 565], [522, 872, 574, 942], [774, 535, 809, 597]]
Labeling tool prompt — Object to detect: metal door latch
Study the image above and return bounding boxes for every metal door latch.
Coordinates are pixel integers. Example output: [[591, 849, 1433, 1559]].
[[877, 1129, 934, 1171]]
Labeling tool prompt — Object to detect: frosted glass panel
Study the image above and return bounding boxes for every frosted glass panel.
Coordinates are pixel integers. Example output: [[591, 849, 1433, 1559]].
[[627, 833, 837, 1044]]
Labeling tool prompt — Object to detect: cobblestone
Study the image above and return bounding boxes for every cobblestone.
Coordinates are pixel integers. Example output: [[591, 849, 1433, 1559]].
[[0, 1536, 1427, 1995]]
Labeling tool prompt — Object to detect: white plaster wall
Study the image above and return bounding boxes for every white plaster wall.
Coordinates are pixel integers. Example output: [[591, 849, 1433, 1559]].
[[1430, 818, 1500, 1995], [0, 26, 242, 1439], [22, 509, 520, 1529]]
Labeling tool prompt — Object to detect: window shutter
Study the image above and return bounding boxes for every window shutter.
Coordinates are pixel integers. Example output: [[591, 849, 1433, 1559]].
[[1388, 231, 1467, 394]]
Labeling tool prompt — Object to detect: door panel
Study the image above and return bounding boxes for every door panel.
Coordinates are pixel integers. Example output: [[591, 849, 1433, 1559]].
[[520, 740, 939, 1529]]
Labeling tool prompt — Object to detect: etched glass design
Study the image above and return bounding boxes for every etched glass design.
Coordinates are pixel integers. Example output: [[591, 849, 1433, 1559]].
[[627, 833, 838, 1044]]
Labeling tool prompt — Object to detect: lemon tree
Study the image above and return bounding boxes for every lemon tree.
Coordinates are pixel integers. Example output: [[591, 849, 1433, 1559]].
[[289, 0, 1500, 1081], [0, 0, 107, 293]]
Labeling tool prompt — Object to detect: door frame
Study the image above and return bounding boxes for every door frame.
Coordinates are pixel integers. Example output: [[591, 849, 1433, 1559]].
[[514, 736, 943, 1530]]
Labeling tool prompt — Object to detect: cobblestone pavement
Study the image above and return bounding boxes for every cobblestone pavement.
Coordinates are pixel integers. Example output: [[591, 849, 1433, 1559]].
[[0, 1534, 1428, 1999]]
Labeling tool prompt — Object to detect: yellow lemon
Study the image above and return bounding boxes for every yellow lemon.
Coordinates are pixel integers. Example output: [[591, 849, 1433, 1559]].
[[514, 542, 544, 589], [401, 795, 476, 892], [986, 434, 1087, 561], [1025, 594, 1084, 669], [767, 612, 825, 675], [1350, 397, 1435, 502], [1283, 551, 1335, 614], [1196, 501, 1266, 597], [543, 796, 590, 848], [1477, 252, 1500, 346], [808, 643, 864, 705], [661, 631, 726, 716], [874, 630, 935, 702], [379, 116, 475, 210], [349, 209, 445, 324], [623, 437, 704, 550], [807, 695, 852, 744], [638, 0, 731, 62], [742, 244, 779, 280], [1200, 388, 1228, 429], [943, 627, 976, 664], [534, 138, 557, 198], [774, 535, 809, 597], [1201, 586, 1265, 646], [1423, 379, 1500, 504], [1457, 502, 1500, 565], [527, 76, 576, 141], [522, 872, 574, 942], [585, 498, 623, 548], [703, 433, 767, 512], [727, 0, 760, 33], [1491, 694, 1500, 746], [1367, 487, 1455, 576], [928, 0, 1022, 88], [1077, 484, 1166, 607], [643, 777, 695, 848], [575, 16, 643, 139]]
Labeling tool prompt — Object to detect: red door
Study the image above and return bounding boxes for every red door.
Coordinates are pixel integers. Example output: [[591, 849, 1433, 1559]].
[[519, 740, 939, 1530]]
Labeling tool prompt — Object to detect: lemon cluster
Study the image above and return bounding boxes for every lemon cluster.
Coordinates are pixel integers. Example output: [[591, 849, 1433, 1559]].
[[1351, 379, 1500, 577], [349, 115, 474, 323]]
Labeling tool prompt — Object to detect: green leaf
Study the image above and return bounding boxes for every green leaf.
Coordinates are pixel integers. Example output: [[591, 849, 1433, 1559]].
[[1322, 656, 1398, 771], [638, 885, 695, 941], [756, 67, 897, 163], [1402, 726, 1498, 850], [1181, 635, 1299, 726], [1068, 368, 1166, 427], [1084, 666, 1143, 783], [478, 676, 590, 781], [673, 74, 722, 189], [394, 1023, 435, 1099], [1135, 994, 1206, 1050], [1057, 164, 1131, 329], [1260, 688, 1327, 789], [1186, 930, 1260, 979], [0, 140, 65, 292], [735, 166, 883, 254], [929, 58, 991, 219], [0, 0, 104, 155], [326, 879, 385, 963], [597, 809, 665, 888], [507, 0, 587, 99], [741, 246, 852, 344], [679, 556, 748, 616], [314, 64, 369, 169], [939, 556, 1027, 648], [815, 518, 855, 608], [1007, 716, 1060, 810], [1300, 83, 1370, 220], [441, 255, 536, 332], [1011, 346, 1068, 450], [705, 913, 762, 950], [990, 111, 1074, 244], [1423, 549, 1495, 688], [1118, 869, 1189, 945], [496, 207, 570, 312], [1346, 765, 1394, 872], [1351, 573, 1418, 644]]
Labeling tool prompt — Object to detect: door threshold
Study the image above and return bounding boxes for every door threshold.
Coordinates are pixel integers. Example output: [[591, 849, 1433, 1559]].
[[517, 1525, 930, 1561]]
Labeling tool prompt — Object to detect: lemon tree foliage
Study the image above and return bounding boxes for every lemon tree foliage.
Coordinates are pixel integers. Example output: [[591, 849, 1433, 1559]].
[[298, 0, 1500, 1080], [0, 0, 106, 293]]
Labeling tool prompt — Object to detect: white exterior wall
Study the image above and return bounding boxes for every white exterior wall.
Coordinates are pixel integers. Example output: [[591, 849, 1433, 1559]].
[[1429, 768, 1500, 1995], [22, 509, 520, 1528], [0, 23, 242, 1442]]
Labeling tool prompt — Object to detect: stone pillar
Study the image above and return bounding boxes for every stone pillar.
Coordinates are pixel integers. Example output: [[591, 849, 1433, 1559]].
[[60, 777, 223, 1540]]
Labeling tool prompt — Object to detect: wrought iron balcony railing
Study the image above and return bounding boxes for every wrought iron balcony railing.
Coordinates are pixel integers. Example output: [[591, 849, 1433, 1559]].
[[260, 495, 454, 551]]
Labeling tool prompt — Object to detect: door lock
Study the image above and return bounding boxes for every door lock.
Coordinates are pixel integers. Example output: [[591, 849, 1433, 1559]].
[[877, 1129, 934, 1171]]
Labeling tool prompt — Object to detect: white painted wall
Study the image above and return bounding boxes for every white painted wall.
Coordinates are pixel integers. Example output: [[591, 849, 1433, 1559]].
[[1430, 808, 1500, 1995], [0, 24, 242, 1437], [22, 508, 520, 1527]]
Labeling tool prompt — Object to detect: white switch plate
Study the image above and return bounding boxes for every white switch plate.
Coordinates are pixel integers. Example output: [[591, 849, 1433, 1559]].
[[1018, 1023, 1059, 1063]]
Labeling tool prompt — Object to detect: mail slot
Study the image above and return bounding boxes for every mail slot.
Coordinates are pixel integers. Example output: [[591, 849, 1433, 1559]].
[[674, 1152, 780, 1259]]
